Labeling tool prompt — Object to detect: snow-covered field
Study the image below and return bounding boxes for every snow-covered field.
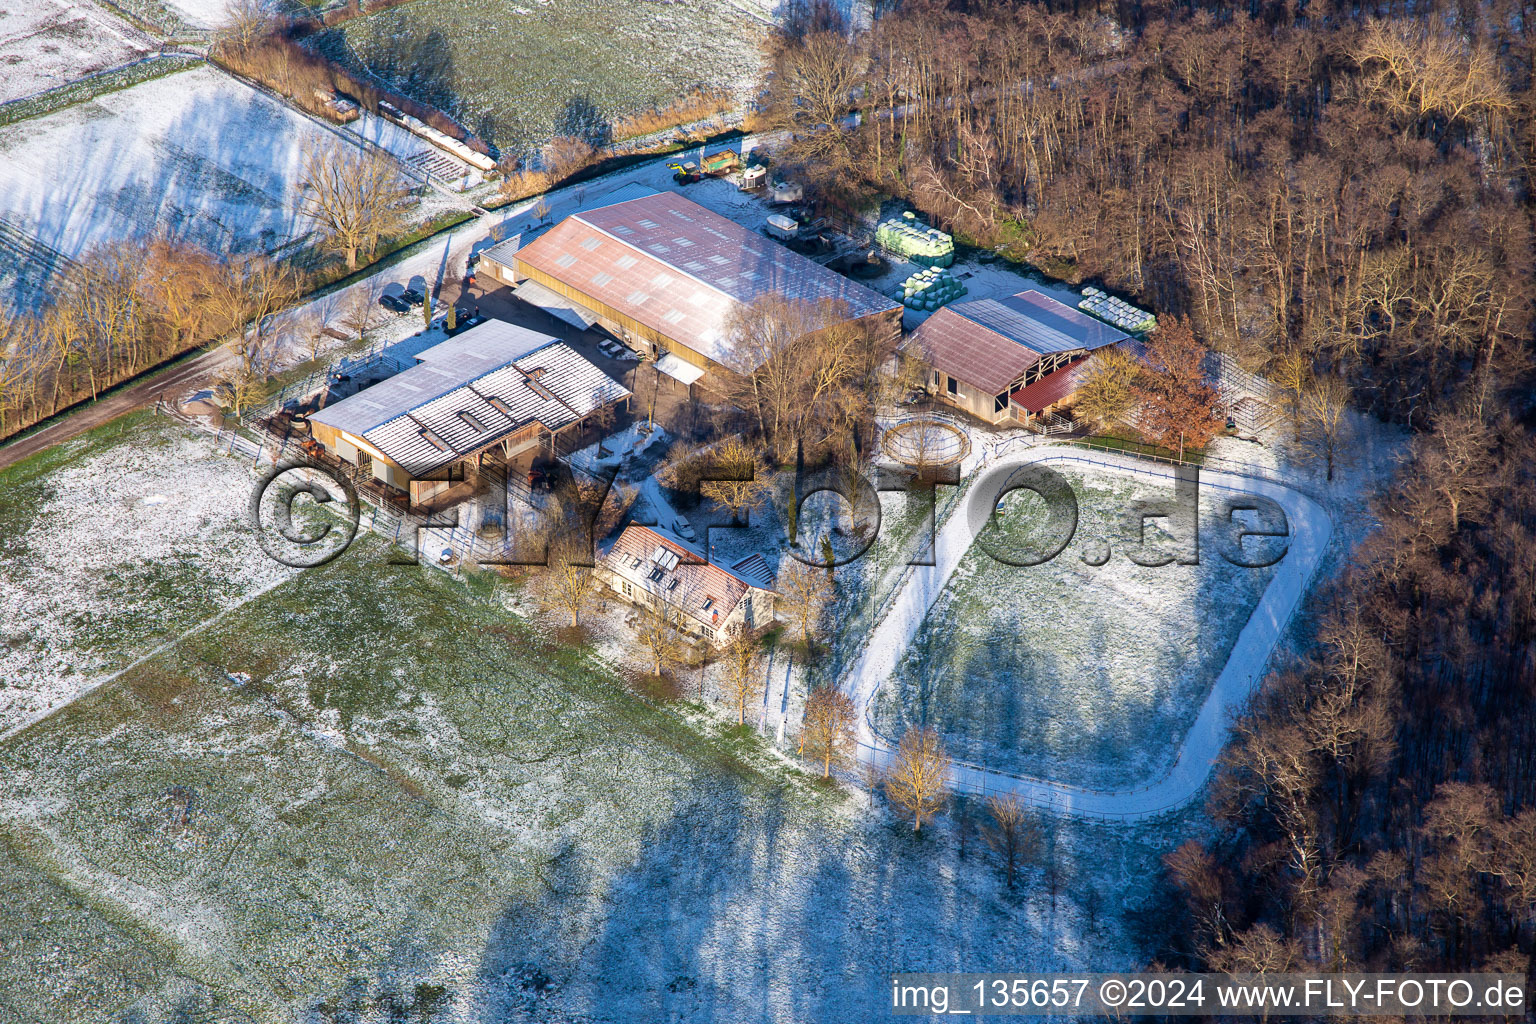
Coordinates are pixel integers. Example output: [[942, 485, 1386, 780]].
[[873, 464, 1277, 789], [155, 0, 231, 30], [0, 0, 153, 104], [0, 65, 333, 265], [0, 416, 296, 736], [314, 0, 779, 156], [0, 520, 1169, 1023]]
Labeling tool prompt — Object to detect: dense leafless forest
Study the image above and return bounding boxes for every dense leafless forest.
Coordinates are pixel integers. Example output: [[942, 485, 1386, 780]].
[[763, 0, 1536, 976], [768, 0, 1533, 424]]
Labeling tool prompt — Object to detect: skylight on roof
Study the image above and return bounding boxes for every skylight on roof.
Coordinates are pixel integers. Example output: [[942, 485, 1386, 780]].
[[580, 236, 602, 251], [611, 225, 634, 236], [637, 219, 659, 229], [652, 273, 674, 288], [707, 255, 729, 266], [457, 410, 487, 433], [591, 271, 614, 286], [555, 253, 577, 268], [662, 309, 686, 324], [614, 254, 637, 269], [626, 290, 650, 305]]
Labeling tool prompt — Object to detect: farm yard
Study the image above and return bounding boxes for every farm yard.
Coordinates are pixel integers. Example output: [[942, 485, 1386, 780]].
[[872, 463, 1279, 791], [309, 0, 776, 156], [0, 0, 154, 105], [0, 418, 1178, 1024]]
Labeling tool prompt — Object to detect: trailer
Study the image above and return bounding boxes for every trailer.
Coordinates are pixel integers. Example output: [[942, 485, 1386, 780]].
[[769, 180, 803, 204], [702, 149, 740, 176], [765, 214, 799, 240]]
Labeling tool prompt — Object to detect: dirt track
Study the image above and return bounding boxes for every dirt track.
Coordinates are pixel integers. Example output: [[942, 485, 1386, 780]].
[[0, 346, 232, 474]]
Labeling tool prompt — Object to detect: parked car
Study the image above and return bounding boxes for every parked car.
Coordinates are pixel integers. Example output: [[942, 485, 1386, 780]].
[[401, 288, 426, 309], [460, 314, 486, 330], [378, 293, 410, 314], [673, 516, 696, 541], [597, 339, 625, 358]]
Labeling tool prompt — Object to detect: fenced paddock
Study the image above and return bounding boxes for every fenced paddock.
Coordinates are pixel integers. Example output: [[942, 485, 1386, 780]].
[[879, 415, 971, 468], [840, 441, 1334, 822]]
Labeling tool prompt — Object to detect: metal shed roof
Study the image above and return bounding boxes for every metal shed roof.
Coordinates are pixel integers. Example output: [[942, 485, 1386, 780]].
[[311, 320, 628, 477], [962, 291, 1130, 354], [1010, 354, 1092, 413], [513, 191, 899, 372], [912, 289, 1130, 394]]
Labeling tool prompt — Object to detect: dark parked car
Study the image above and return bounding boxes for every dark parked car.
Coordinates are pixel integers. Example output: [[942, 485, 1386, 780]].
[[378, 293, 409, 314], [401, 288, 426, 309]]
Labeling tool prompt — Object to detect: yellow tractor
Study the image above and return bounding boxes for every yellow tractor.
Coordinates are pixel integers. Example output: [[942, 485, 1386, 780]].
[[668, 161, 700, 185]]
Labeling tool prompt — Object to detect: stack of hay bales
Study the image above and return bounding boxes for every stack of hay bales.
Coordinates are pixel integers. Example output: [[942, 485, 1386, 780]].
[[876, 211, 955, 268], [894, 268, 965, 310], [1077, 287, 1157, 332]]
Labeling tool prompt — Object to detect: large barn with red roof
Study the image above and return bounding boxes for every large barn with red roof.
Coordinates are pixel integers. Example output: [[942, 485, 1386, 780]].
[[908, 289, 1133, 425], [497, 189, 901, 382]]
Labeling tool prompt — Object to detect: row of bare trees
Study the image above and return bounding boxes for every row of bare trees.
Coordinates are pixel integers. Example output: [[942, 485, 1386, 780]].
[[0, 134, 420, 442], [0, 242, 305, 441]]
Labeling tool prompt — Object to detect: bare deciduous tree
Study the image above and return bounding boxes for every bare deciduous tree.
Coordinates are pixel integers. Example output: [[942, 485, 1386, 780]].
[[699, 437, 772, 519], [298, 144, 412, 271], [216, 363, 264, 418], [801, 686, 856, 777], [542, 537, 595, 628], [205, 255, 301, 377], [339, 280, 385, 347], [1299, 375, 1351, 482], [982, 793, 1040, 889], [720, 624, 765, 724], [885, 726, 951, 833], [637, 599, 689, 679], [777, 558, 834, 644], [1072, 344, 1140, 430]]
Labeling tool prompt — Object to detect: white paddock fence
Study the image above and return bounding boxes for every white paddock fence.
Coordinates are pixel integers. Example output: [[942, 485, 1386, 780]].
[[838, 439, 1335, 822]]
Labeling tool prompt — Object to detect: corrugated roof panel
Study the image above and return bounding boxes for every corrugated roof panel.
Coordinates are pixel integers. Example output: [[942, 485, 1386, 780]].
[[911, 290, 1130, 394], [313, 321, 629, 478], [513, 191, 899, 372], [1010, 355, 1092, 413]]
